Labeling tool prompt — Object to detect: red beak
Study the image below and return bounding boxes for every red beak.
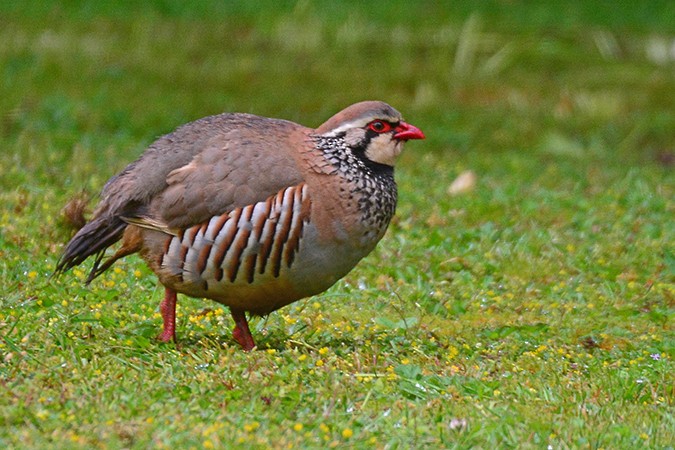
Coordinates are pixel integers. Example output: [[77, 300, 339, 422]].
[[394, 122, 425, 141]]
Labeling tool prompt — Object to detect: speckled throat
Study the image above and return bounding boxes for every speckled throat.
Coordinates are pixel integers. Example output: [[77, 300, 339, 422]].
[[313, 134, 398, 235]]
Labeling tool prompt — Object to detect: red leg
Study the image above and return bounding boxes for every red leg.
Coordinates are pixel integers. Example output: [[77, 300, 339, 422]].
[[157, 288, 177, 343], [231, 309, 256, 351]]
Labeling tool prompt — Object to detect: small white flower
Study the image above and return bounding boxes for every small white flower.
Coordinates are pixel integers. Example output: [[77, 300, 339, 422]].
[[448, 418, 468, 431]]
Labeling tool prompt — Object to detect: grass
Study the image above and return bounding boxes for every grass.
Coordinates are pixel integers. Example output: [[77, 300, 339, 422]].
[[1, 1, 673, 448]]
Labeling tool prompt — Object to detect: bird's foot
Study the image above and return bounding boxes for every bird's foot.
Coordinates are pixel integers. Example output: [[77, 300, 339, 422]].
[[157, 328, 176, 343], [231, 309, 256, 351], [158, 287, 177, 343]]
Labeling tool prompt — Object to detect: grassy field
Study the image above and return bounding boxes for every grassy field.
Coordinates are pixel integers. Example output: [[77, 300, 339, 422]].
[[1, 1, 673, 448]]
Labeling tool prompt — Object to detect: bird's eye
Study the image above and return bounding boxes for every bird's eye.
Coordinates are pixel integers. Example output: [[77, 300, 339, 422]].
[[367, 120, 392, 133]]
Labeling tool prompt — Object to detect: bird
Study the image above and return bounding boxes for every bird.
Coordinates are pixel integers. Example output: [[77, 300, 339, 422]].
[[55, 101, 425, 351]]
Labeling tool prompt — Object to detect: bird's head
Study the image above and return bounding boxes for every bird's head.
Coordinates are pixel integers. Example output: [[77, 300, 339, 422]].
[[315, 101, 425, 167]]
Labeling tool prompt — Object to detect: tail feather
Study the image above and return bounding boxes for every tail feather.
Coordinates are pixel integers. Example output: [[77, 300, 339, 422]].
[[55, 216, 127, 282]]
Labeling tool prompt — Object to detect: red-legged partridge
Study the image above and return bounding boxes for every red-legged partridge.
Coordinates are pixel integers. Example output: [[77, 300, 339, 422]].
[[56, 101, 425, 350]]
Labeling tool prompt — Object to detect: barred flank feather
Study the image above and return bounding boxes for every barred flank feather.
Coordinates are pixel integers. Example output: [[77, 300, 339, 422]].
[[161, 183, 311, 286]]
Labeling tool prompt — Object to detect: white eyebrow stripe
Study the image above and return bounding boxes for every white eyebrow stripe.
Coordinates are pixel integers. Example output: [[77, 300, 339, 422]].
[[321, 116, 400, 136]]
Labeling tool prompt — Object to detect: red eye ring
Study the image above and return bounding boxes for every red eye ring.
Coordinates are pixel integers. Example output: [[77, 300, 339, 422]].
[[368, 120, 392, 133]]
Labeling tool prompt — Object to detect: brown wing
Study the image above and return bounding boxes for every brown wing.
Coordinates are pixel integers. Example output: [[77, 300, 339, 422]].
[[152, 121, 308, 228], [99, 112, 308, 228]]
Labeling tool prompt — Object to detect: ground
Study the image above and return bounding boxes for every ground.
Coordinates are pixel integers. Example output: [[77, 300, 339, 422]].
[[0, 1, 673, 448]]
